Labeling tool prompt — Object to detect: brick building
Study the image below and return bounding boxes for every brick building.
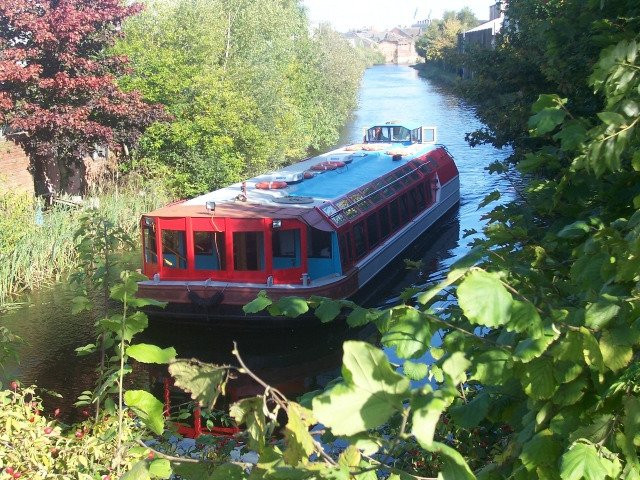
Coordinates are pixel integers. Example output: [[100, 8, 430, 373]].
[[0, 137, 33, 193]]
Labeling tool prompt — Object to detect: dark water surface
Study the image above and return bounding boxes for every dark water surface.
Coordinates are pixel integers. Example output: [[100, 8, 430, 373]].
[[1, 65, 511, 413]]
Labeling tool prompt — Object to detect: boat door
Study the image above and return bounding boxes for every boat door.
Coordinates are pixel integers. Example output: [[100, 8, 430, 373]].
[[270, 219, 307, 285], [226, 218, 271, 282]]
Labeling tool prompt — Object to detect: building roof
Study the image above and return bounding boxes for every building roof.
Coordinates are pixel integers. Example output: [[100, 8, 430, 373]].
[[463, 16, 504, 35]]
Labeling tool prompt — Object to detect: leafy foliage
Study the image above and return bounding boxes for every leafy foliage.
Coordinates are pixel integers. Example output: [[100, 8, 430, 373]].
[[0, 0, 166, 195], [113, 0, 372, 196]]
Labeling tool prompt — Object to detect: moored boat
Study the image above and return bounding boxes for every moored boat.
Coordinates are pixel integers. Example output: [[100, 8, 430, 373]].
[[137, 123, 460, 322]]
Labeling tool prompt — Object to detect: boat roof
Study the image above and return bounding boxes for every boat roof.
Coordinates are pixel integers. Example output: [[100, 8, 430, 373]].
[[147, 138, 440, 222]]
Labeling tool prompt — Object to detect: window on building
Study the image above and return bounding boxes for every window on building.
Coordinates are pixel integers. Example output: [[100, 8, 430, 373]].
[[194, 231, 226, 270], [353, 222, 367, 258], [162, 230, 187, 269], [233, 232, 265, 271], [308, 227, 332, 258], [367, 214, 380, 248]]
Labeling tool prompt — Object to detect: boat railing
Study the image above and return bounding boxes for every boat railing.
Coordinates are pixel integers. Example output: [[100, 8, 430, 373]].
[[325, 158, 435, 224]]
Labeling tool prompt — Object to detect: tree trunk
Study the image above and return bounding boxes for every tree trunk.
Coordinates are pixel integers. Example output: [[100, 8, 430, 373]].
[[30, 154, 87, 198]]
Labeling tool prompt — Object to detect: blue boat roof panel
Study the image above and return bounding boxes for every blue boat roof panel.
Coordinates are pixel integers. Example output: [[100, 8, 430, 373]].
[[183, 142, 438, 210]]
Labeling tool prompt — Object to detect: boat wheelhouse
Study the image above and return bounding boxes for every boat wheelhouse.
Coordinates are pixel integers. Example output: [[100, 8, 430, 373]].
[[138, 123, 459, 319]]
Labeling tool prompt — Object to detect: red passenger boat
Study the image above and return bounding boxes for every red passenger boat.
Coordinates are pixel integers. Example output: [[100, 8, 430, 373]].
[[138, 123, 460, 323]]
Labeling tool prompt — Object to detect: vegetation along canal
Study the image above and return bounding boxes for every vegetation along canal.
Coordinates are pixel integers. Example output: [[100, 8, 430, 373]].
[[1, 64, 511, 414]]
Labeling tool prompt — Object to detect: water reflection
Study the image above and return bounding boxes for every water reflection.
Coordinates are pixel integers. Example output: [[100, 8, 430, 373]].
[[1, 64, 511, 411]]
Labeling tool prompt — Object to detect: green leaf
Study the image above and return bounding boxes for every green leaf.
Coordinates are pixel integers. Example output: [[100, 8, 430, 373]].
[[122, 461, 151, 480], [585, 300, 620, 331], [560, 442, 619, 480], [207, 463, 247, 479], [230, 397, 266, 452], [478, 190, 501, 209], [581, 327, 605, 373], [442, 352, 471, 385], [346, 307, 370, 327], [128, 297, 168, 309], [411, 395, 449, 448], [508, 300, 543, 338], [597, 111, 627, 126], [521, 357, 557, 400], [127, 344, 176, 364], [314, 298, 343, 323], [428, 441, 476, 480], [471, 349, 511, 385], [381, 307, 431, 359], [275, 297, 309, 318], [169, 359, 228, 410], [283, 403, 316, 466], [338, 445, 361, 470], [75, 343, 97, 357], [557, 221, 591, 239], [521, 429, 562, 471], [529, 108, 567, 136], [312, 341, 410, 436], [149, 459, 172, 479], [243, 291, 272, 314], [403, 360, 429, 381], [457, 270, 513, 327], [71, 296, 92, 315], [514, 327, 559, 363], [599, 331, 633, 372], [124, 390, 165, 435], [450, 392, 491, 428]]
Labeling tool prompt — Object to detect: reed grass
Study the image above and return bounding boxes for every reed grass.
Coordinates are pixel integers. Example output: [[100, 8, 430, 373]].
[[0, 176, 170, 307]]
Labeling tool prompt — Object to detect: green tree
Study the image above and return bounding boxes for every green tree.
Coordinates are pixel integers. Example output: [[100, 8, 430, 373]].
[[114, 0, 369, 197]]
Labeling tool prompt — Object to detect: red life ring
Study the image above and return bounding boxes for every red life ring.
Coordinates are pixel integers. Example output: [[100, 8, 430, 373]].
[[311, 162, 338, 171], [303, 171, 315, 179], [255, 181, 287, 190]]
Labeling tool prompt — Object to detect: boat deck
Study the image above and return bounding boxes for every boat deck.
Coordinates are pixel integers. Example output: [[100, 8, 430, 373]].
[[178, 142, 438, 211]]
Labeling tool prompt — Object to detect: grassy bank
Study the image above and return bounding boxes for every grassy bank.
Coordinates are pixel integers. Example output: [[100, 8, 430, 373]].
[[412, 62, 463, 89], [0, 177, 170, 308]]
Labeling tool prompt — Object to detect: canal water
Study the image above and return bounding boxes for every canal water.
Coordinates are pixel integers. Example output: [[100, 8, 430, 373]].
[[1, 65, 511, 416]]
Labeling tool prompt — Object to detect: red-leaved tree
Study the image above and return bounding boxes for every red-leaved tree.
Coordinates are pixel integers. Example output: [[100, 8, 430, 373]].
[[0, 0, 166, 196]]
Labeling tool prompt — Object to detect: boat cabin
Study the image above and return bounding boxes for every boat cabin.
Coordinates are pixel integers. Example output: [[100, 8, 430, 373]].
[[139, 123, 458, 303]]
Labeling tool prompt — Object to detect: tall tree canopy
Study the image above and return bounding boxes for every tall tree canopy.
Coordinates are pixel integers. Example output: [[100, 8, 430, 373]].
[[0, 0, 165, 195], [114, 0, 373, 197]]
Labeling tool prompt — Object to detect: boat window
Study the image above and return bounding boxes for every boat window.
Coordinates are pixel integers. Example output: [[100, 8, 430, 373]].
[[233, 231, 265, 271], [353, 222, 367, 258], [308, 227, 332, 258], [392, 126, 411, 142], [339, 232, 352, 268], [162, 230, 187, 269], [411, 186, 426, 212], [272, 229, 301, 269], [194, 231, 226, 270], [379, 206, 390, 239], [367, 126, 391, 142], [367, 214, 380, 248], [411, 128, 421, 143], [400, 194, 411, 222], [143, 222, 157, 264], [389, 199, 401, 231]]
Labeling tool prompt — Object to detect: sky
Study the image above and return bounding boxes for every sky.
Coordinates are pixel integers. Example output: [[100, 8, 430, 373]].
[[301, 0, 496, 32]]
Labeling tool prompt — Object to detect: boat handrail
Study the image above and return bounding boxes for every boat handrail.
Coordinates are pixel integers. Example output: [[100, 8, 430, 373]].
[[325, 157, 434, 223]]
